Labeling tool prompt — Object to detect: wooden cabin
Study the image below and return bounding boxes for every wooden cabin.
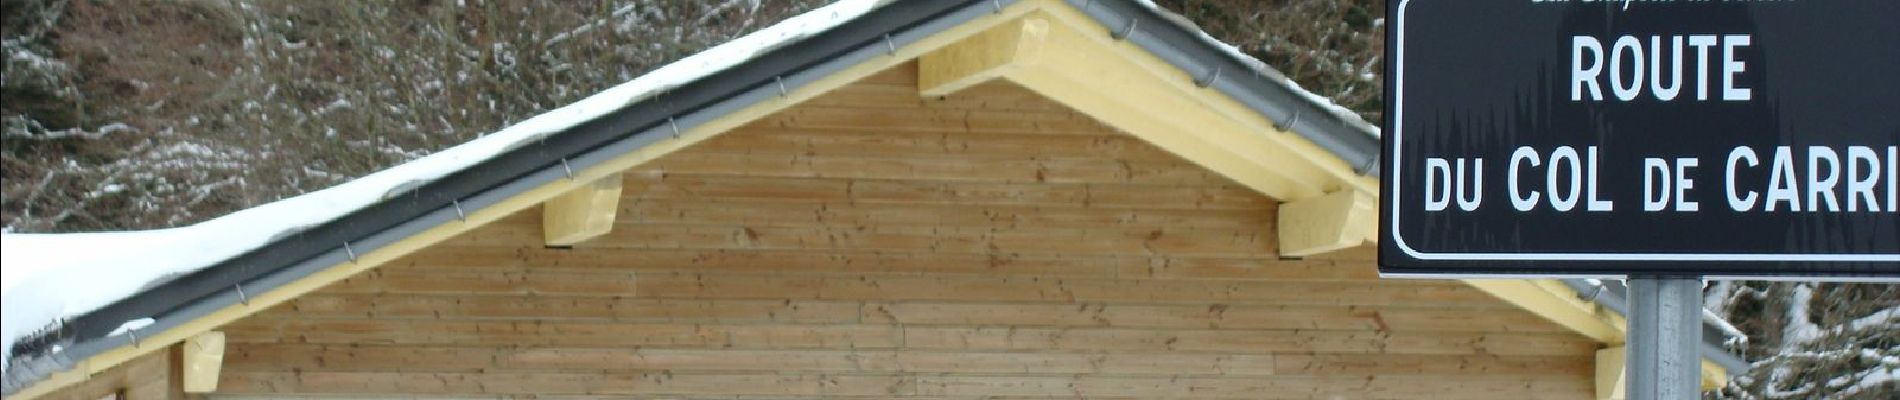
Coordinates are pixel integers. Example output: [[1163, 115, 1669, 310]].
[[2, 1, 1744, 399]]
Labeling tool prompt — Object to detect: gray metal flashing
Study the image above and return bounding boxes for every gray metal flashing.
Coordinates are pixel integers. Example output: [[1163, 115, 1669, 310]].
[[1561, 279, 1751, 374], [1064, 0, 1383, 176]]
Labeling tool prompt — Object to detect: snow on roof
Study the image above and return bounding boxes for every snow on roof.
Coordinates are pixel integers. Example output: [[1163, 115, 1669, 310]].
[[0, 0, 889, 371]]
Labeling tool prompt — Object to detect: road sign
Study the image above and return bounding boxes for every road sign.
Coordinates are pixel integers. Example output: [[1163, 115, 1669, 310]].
[[1382, 0, 1900, 277]]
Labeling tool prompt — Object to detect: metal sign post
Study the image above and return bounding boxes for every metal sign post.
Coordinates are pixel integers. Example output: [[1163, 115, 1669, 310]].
[[1382, 1, 1900, 398], [1626, 276, 1701, 400]]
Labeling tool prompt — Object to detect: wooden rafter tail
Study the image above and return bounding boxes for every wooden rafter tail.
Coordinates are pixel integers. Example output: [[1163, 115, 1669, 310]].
[[543, 174, 626, 247]]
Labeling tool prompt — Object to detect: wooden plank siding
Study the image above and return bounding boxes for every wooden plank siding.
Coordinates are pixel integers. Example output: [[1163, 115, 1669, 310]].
[[211, 65, 1597, 399], [38, 345, 182, 400]]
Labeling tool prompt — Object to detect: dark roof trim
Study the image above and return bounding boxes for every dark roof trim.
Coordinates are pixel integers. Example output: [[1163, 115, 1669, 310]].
[[1065, 0, 1382, 176], [1560, 279, 1750, 374]]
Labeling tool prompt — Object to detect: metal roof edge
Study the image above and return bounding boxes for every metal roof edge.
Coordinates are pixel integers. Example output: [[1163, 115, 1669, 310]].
[[1063, 0, 1383, 177], [1559, 279, 1752, 375], [3, 0, 999, 394]]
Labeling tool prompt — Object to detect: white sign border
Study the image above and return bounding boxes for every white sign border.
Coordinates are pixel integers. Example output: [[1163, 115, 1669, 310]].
[[1386, 0, 1900, 263]]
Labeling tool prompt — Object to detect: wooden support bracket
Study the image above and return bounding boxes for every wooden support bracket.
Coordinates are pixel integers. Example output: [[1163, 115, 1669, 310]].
[[1277, 190, 1374, 257], [182, 331, 224, 394], [917, 14, 1048, 97], [543, 174, 624, 246], [1597, 345, 1627, 400]]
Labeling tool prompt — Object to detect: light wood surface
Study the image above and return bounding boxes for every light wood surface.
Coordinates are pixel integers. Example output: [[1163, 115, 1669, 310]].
[[183, 331, 226, 393], [37, 345, 182, 400], [542, 174, 624, 246], [210, 65, 1595, 399]]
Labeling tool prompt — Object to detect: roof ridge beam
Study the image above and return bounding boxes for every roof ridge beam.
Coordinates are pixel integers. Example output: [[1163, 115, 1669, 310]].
[[917, 14, 1048, 97]]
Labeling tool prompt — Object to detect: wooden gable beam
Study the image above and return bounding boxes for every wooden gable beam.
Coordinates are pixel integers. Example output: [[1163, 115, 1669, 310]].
[[915, 6, 1737, 390], [918, 15, 1048, 97], [915, 6, 1378, 203], [543, 174, 624, 246], [918, 6, 1379, 257], [182, 331, 224, 394], [1597, 345, 1627, 400], [1278, 190, 1374, 257]]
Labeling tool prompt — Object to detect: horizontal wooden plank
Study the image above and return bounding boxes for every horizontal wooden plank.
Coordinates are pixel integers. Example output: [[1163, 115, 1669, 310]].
[[901, 326, 1599, 357], [605, 175, 1276, 211], [443, 222, 1275, 258], [397, 247, 1121, 279], [1115, 256, 1380, 281], [321, 268, 642, 297], [645, 152, 1227, 186], [626, 272, 1483, 306], [225, 344, 1589, 377], [204, 395, 1135, 400], [224, 345, 1274, 376], [217, 369, 1587, 399], [617, 174, 1270, 209], [251, 296, 864, 324], [911, 374, 1591, 399], [749, 105, 1116, 136], [222, 321, 902, 349], [243, 295, 1549, 333], [1273, 353, 1590, 376], [218, 371, 912, 396], [690, 129, 1185, 162], [317, 270, 1485, 306], [221, 320, 1587, 356], [394, 246, 1383, 282], [610, 199, 1270, 230], [863, 302, 1566, 333]]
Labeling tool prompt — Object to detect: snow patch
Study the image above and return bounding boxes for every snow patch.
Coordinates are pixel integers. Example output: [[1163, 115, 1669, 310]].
[[106, 318, 155, 337], [1703, 307, 1748, 347], [1781, 284, 1823, 351], [1843, 305, 1898, 333], [2, 0, 889, 374]]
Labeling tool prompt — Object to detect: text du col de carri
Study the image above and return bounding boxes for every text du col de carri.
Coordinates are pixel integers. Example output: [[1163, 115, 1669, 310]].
[[1420, 33, 1899, 215]]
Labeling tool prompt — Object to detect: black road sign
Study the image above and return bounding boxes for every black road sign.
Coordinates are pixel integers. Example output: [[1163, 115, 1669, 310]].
[[1381, 0, 1900, 277]]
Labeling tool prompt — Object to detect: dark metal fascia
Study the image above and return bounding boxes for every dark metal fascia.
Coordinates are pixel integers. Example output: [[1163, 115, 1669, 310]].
[[1063, 0, 1382, 177]]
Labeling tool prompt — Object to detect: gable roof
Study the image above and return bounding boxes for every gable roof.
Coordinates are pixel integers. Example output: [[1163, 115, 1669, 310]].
[[0, 0, 1738, 396]]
